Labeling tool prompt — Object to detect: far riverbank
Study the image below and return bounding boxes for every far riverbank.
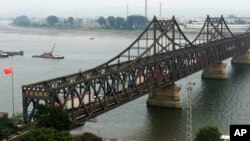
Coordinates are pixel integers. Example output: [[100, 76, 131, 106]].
[[0, 20, 143, 37], [1, 20, 246, 41]]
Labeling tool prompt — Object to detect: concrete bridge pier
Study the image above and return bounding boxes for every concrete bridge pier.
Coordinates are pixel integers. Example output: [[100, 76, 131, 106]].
[[231, 50, 250, 64], [202, 62, 228, 79], [147, 83, 181, 108]]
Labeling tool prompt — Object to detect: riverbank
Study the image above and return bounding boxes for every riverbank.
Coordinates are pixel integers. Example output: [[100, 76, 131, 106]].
[[1, 20, 247, 37], [0, 20, 210, 37], [0, 20, 143, 37]]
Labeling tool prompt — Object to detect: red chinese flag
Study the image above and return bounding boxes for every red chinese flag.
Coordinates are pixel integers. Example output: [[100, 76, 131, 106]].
[[4, 68, 13, 75]]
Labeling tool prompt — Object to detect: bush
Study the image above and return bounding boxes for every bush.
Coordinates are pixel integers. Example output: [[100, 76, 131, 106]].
[[195, 125, 221, 141], [20, 127, 75, 141], [97, 15, 148, 29], [11, 113, 24, 126], [0, 117, 18, 140], [74, 132, 102, 141], [13, 15, 31, 26], [46, 15, 59, 26], [33, 104, 71, 130]]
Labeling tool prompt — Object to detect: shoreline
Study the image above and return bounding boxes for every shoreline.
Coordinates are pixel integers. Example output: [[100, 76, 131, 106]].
[[0, 20, 143, 37], [0, 20, 247, 38]]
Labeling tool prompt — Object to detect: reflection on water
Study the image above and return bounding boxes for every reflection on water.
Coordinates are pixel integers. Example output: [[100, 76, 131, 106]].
[[145, 107, 184, 141], [1, 23, 250, 140]]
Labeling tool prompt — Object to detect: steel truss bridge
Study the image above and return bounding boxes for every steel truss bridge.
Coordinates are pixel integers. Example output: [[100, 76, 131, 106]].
[[22, 15, 250, 127]]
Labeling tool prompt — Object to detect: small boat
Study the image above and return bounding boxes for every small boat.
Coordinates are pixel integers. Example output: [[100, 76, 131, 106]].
[[4, 51, 24, 56], [89, 37, 95, 40], [0, 50, 8, 58], [32, 44, 64, 59], [32, 54, 64, 59]]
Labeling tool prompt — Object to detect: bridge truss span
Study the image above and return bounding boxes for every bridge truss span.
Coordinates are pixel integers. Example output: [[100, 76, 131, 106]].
[[22, 15, 250, 127]]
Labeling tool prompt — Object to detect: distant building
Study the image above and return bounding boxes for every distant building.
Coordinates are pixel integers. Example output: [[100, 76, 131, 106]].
[[80, 18, 99, 28], [185, 18, 250, 29], [30, 18, 46, 26]]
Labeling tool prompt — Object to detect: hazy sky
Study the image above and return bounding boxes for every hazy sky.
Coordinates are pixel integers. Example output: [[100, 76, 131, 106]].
[[0, 0, 249, 18]]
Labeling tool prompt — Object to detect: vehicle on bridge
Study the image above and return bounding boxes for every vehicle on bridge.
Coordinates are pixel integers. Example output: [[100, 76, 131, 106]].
[[55, 92, 93, 110], [146, 69, 162, 79]]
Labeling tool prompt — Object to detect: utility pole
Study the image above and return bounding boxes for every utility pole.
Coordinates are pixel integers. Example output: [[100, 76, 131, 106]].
[[159, 1, 162, 19], [127, 4, 129, 18], [185, 82, 195, 141], [11, 69, 14, 116], [145, 0, 148, 18], [145, 0, 149, 56]]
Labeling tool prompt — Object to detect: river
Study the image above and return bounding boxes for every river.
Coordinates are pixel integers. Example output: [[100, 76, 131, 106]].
[[0, 20, 250, 141]]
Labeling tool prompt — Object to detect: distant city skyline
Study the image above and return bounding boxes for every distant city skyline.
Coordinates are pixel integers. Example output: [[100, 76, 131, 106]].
[[0, 0, 249, 18]]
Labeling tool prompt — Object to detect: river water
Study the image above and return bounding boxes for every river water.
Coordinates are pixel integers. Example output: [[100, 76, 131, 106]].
[[0, 20, 250, 141]]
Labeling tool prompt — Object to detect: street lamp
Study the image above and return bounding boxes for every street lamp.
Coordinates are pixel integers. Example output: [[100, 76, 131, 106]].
[[185, 81, 195, 141]]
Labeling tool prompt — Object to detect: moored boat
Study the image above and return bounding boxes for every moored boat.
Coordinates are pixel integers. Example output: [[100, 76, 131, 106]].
[[32, 44, 64, 59], [32, 54, 64, 59], [0, 50, 8, 58], [4, 51, 24, 56]]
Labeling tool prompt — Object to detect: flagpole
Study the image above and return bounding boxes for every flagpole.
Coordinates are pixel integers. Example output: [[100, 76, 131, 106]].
[[11, 68, 14, 116]]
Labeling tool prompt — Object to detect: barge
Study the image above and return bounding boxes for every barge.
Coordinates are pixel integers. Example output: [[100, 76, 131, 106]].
[[32, 44, 64, 59]]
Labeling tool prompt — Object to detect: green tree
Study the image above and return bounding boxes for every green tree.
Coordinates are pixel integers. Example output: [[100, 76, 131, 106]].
[[20, 127, 75, 141], [187, 20, 193, 24], [0, 117, 18, 140], [11, 113, 24, 126], [67, 17, 74, 25], [115, 17, 125, 29], [126, 15, 148, 29], [107, 16, 116, 28], [194, 125, 221, 141], [33, 104, 71, 131], [97, 16, 107, 27], [46, 15, 59, 26], [13, 15, 31, 26]]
